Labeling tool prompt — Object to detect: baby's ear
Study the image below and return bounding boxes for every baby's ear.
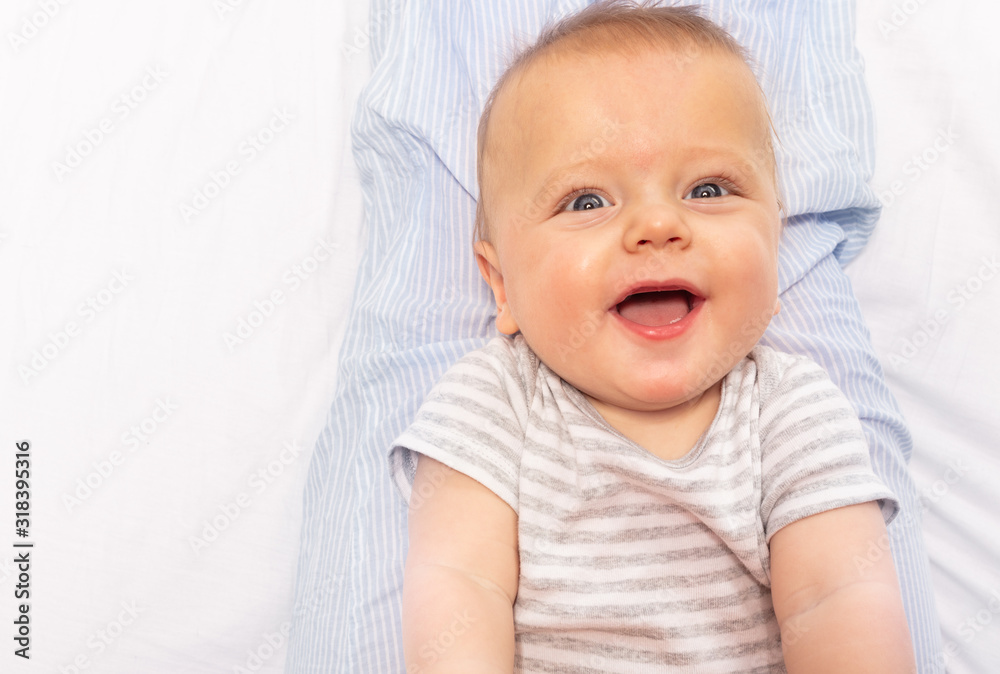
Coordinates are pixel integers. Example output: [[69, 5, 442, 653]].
[[773, 298, 781, 316], [474, 241, 520, 335]]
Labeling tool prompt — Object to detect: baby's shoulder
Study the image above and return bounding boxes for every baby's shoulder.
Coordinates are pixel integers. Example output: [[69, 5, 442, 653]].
[[440, 335, 545, 408], [459, 334, 540, 380], [745, 345, 835, 402]]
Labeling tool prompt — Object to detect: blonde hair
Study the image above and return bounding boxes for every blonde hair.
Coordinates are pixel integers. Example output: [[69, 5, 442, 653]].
[[473, 1, 777, 243]]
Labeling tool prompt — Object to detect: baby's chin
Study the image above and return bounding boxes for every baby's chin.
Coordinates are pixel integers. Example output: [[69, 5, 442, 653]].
[[582, 379, 721, 415]]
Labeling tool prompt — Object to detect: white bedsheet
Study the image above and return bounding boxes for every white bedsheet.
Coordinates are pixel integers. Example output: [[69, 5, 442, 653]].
[[1, 0, 997, 672], [853, 2, 1000, 671], [1, 0, 368, 671]]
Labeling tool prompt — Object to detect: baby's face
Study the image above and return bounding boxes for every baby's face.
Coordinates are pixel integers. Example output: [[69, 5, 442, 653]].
[[476, 45, 781, 417]]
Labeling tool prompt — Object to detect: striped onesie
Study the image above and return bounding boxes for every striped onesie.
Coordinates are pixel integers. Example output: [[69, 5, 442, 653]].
[[390, 335, 897, 672]]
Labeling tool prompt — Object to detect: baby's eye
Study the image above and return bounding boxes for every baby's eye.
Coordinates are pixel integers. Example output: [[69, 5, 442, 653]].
[[685, 182, 730, 199], [564, 193, 611, 211]]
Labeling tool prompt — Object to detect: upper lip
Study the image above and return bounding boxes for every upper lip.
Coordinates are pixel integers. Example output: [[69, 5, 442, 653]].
[[610, 279, 706, 309]]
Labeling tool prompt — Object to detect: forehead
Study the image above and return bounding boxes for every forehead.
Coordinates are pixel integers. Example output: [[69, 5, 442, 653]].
[[485, 45, 771, 181]]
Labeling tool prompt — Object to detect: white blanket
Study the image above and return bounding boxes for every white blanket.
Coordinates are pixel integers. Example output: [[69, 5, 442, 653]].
[[853, 2, 1000, 671], [1, 0, 367, 671]]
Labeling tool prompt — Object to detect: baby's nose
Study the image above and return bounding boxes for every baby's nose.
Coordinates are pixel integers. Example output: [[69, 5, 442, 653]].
[[623, 203, 691, 252]]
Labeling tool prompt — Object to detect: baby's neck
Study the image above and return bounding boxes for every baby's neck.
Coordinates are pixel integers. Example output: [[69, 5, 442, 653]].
[[586, 381, 722, 461]]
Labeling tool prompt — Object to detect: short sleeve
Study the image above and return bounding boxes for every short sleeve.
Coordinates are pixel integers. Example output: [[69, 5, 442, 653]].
[[755, 347, 898, 542], [388, 336, 535, 512]]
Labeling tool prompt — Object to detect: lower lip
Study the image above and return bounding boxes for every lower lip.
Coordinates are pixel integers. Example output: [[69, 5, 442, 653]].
[[610, 301, 702, 340]]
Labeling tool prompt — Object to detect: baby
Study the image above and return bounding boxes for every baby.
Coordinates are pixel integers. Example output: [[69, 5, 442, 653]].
[[390, 2, 916, 672]]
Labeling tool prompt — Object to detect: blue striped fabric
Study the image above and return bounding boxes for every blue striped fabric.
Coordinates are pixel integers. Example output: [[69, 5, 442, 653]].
[[288, 1, 943, 672]]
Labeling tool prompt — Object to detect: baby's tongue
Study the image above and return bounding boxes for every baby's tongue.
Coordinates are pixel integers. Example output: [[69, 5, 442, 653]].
[[617, 291, 689, 327]]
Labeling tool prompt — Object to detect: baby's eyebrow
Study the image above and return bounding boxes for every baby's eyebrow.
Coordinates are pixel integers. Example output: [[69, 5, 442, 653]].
[[680, 143, 768, 170], [530, 161, 593, 205], [530, 145, 764, 192]]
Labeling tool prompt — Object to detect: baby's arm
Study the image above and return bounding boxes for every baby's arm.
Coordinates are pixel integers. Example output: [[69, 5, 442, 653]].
[[769, 501, 916, 672], [403, 455, 518, 674]]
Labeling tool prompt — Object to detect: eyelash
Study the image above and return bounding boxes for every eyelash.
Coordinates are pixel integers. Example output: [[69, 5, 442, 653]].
[[554, 187, 611, 214], [554, 174, 743, 213], [690, 175, 742, 197]]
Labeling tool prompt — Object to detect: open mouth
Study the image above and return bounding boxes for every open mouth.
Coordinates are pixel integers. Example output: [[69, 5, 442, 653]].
[[615, 289, 698, 327]]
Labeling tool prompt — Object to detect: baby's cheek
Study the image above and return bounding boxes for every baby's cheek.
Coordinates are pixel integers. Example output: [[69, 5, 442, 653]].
[[738, 243, 778, 288]]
